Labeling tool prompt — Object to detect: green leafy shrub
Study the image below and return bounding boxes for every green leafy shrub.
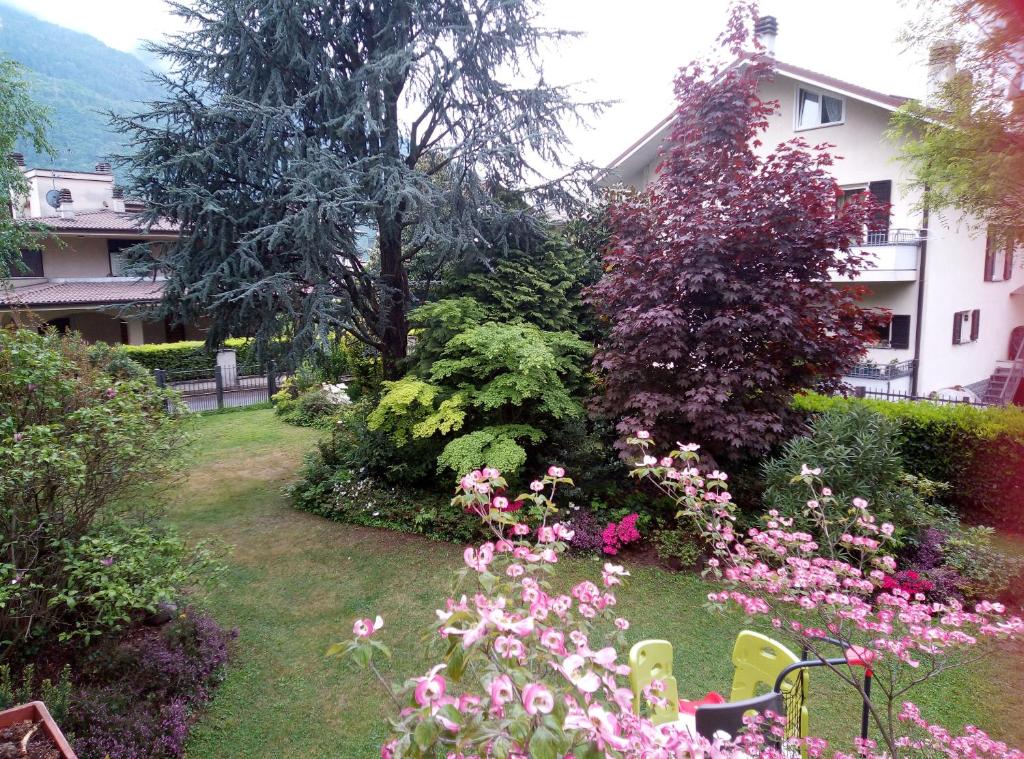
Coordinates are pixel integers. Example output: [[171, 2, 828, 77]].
[[0, 329, 190, 655], [940, 526, 1024, 600], [53, 521, 221, 643], [0, 664, 73, 724], [369, 312, 591, 477], [120, 337, 258, 372], [763, 406, 952, 543], [275, 386, 347, 428], [652, 529, 705, 569], [793, 391, 1024, 528]]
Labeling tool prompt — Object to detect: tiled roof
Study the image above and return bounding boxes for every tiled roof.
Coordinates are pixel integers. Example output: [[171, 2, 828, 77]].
[[1, 280, 165, 307], [33, 210, 179, 234]]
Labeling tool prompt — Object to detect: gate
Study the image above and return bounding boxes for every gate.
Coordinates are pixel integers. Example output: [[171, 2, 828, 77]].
[[154, 363, 279, 412]]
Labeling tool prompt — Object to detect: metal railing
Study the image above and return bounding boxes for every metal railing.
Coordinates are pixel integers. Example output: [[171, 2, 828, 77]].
[[850, 386, 989, 407], [154, 363, 279, 412], [862, 227, 924, 246], [845, 359, 916, 380]]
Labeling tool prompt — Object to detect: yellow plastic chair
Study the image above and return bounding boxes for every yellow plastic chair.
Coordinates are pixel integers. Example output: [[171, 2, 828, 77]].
[[730, 630, 809, 754], [628, 640, 725, 726], [628, 639, 681, 725]]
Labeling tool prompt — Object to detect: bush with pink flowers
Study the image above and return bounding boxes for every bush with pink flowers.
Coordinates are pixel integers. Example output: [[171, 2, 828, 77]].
[[331, 453, 1023, 758]]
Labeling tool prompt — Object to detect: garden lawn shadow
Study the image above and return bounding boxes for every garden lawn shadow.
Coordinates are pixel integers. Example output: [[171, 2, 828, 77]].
[[170, 410, 1024, 758]]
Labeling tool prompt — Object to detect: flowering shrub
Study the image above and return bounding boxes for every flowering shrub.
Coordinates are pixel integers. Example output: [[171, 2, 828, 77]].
[[333, 452, 1023, 757], [601, 513, 641, 555], [69, 609, 235, 759], [630, 432, 1024, 757]]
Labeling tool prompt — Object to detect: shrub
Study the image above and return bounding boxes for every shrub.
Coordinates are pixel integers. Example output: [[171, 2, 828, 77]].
[[652, 528, 704, 569], [0, 329, 189, 653], [762, 406, 952, 543], [52, 521, 221, 643], [274, 386, 348, 428], [793, 391, 1024, 529], [0, 664, 73, 724], [600, 512, 641, 555], [368, 314, 590, 477], [68, 609, 235, 759], [120, 337, 258, 373]]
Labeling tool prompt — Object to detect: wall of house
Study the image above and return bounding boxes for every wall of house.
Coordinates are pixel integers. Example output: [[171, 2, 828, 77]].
[[37, 236, 111, 278], [916, 211, 1024, 394], [850, 281, 919, 363], [21, 170, 118, 219]]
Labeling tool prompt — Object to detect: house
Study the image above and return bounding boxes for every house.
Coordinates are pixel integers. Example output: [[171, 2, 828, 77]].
[[1, 157, 204, 345], [598, 17, 1024, 405]]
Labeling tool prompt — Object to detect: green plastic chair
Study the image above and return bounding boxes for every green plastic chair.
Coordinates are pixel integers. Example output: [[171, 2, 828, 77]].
[[628, 639, 681, 725], [730, 630, 809, 752]]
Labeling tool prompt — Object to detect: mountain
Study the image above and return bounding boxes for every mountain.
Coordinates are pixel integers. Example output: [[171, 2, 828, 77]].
[[0, 3, 163, 172]]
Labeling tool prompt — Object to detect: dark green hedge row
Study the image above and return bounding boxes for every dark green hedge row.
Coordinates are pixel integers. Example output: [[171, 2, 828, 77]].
[[794, 392, 1024, 530], [121, 338, 258, 373]]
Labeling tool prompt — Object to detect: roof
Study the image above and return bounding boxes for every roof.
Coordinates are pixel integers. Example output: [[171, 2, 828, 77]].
[[600, 58, 913, 184], [33, 210, 179, 235], [1, 280, 165, 307]]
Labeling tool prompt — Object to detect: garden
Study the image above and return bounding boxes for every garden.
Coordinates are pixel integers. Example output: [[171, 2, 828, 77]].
[[3, 1, 1024, 757]]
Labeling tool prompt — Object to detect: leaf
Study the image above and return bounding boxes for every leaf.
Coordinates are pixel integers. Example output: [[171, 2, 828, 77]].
[[527, 725, 561, 759], [413, 718, 439, 751]]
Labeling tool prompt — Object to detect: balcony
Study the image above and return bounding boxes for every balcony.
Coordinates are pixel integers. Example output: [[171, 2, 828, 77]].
[[831, 228, 924, 283], [845, 358, 916, 381]]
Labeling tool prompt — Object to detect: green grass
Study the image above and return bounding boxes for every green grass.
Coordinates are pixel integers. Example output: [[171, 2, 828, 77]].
[[170, 410, 1024, 757]]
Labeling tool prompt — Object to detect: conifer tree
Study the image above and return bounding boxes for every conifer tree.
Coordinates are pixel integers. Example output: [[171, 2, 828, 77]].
[[116, 0, 594, 376]]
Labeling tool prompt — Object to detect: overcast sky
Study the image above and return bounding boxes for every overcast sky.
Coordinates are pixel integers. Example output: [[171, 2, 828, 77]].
[[3, 0, 929, 166]]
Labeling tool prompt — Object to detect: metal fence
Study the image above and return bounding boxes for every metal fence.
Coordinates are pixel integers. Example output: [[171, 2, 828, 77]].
[[155, 363, 279, 412], [850, 386, 989, 407]]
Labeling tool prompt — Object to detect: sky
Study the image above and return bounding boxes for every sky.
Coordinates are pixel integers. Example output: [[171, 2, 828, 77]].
[[2, 0, 930, 166]]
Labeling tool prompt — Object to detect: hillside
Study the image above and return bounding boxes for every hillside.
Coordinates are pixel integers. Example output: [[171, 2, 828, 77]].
[[0, 3, 163, 171]]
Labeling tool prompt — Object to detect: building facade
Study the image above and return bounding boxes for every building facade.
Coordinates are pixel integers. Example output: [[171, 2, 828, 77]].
[[599, 47, 1024, 405], [1, 159, 204, 345]]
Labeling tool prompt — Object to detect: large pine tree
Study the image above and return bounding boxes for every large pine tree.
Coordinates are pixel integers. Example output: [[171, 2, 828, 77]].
[[117, 0, 593, 376]]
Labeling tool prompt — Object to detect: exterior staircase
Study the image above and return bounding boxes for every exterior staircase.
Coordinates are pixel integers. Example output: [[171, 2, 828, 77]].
[[982, 336, 1024, 405]]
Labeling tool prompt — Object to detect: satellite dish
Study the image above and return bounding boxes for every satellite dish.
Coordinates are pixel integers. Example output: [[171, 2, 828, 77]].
[[45, 189, 62, 209]]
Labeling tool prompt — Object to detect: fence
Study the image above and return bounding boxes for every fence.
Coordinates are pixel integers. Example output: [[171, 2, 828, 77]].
[[155, 363, 279, 412], [850, 386, 989, 408]]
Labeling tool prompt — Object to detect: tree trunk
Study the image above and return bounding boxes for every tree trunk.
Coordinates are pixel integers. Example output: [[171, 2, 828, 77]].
[[378, 217, 409, 380]]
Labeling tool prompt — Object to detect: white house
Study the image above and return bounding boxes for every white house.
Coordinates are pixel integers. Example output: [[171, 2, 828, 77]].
[[598, 18, 1024, 405], [1, 157, 205, 345]]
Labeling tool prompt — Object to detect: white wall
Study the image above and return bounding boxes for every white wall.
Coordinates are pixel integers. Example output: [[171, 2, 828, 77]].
[[917, 211, 1024, 393], [21, 169, 119, 218]]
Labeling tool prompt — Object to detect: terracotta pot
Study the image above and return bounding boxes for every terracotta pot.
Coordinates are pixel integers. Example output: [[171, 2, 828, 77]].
[[0, 701, 77, 758]]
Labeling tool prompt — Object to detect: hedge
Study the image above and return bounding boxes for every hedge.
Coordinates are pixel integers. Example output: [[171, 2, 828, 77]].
[[794, 392, 1024, 530], [121, 338, 258, 373]]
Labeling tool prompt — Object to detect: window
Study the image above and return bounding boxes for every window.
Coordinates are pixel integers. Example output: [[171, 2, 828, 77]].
[[984, 228, 1015, 282], [14, 249, 44, 277], [952, 309, 980, 344], [797, 87, 844, 129], [107, 239, 147, 276], [870, 314, 911, 349]]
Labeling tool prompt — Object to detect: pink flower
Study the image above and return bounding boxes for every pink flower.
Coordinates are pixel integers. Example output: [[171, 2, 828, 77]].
[[547, 465, 566, 478], [561, 654, 601, 693], [563, 703, 628, 751], [614, 617, 630, 630], [523, 683, 554, 715], [414, 664, 446, 707], [489, 673, 514, 713], [530, 480, 544, 492], [512, 523, 531, 536], [636, 430, 650, 439], [464, 543, 495, 572], [353, 615, 384, 638], [492, 496, 509, 510]]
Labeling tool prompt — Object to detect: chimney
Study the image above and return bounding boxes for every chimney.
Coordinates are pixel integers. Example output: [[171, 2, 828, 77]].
[[927, 40, 958, 105], [110, 184, 126, 212], [123, 199, 146, 214], [57, 188, 75, 218], [8, 152, 25, 168], [754, 15, 778, 56], [95, 161, 113, 174]]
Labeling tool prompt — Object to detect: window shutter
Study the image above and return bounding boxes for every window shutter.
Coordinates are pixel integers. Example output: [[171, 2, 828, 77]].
[[984, 231, 996, 281], [952, 311, 963, 344], [1005, 245, 1015, 281], [970, 309, 981, 341], [890, 315, 911, 349], [867, 180, 892, 240]]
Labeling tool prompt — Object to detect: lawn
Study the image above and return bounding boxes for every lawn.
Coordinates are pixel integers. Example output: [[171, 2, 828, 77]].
[[170, 410, 1024, 758]]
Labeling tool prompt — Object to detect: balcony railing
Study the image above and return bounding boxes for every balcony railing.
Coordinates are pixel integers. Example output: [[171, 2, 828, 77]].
[[845, 358, 917, 380], [862, 228, 925, 246]]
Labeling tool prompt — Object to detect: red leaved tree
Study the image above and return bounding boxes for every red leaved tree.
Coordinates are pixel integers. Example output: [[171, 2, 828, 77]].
[[590, 5, 886, 462]]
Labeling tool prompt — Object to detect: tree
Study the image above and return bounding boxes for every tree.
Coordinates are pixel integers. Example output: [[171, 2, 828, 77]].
[[116, 0, 596, 377], [589, 7, 884, 463], [0, 57, 52, 281], [891, 0, 1024, 245]]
